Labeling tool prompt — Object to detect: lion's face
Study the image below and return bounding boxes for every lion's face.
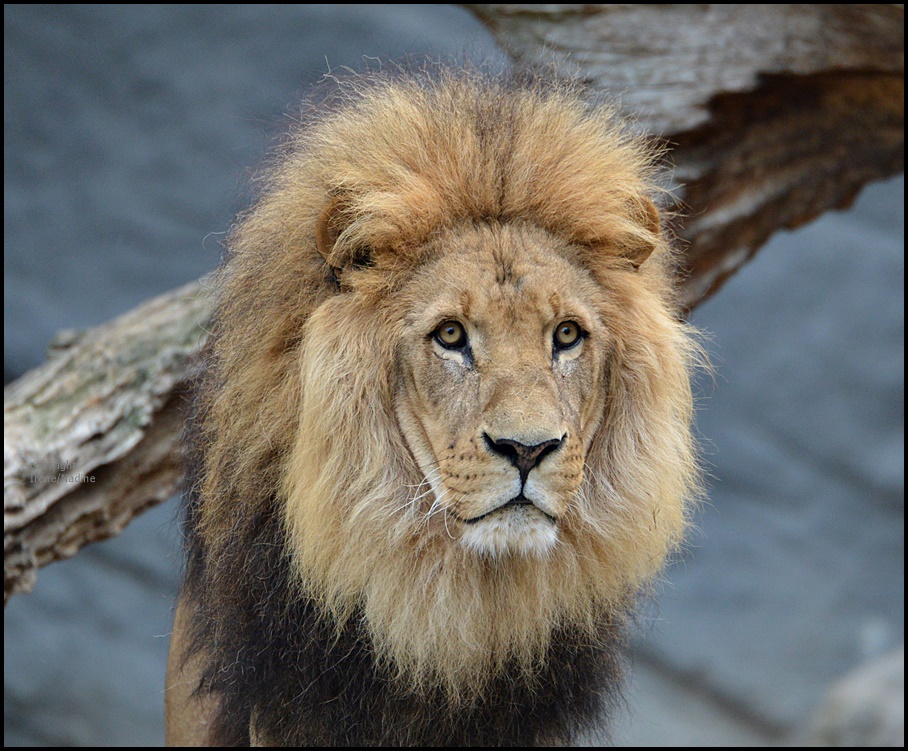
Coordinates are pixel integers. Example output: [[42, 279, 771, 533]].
[[279, 212, 696, 695], [394, 222, 608, 558]]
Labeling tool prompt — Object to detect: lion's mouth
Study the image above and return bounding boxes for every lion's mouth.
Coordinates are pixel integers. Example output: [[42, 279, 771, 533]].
[[462, 494, 557, 525]]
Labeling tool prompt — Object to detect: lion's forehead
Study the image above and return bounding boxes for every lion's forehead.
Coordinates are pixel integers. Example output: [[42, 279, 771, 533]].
[[410, 224, 600, 338]]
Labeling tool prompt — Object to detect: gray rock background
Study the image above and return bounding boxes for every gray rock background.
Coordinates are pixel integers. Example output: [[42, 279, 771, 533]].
[[4, 5, 903, 746]]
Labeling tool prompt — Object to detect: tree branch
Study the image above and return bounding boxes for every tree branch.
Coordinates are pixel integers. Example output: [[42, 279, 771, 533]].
[[4, 282, 210, 603], [465, 4, 904, 305]]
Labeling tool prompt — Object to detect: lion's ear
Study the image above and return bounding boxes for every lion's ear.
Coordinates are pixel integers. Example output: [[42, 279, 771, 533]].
[[315, 193, 373, 272], [622, 197, 661, 270], [315, 193, 348, 268]]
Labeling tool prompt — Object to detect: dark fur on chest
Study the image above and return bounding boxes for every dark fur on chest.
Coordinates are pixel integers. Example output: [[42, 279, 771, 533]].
[[181, 497, 627, 746]]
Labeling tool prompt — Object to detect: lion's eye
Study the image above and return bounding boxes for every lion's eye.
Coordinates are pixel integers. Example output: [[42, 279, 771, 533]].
[[434, 320, 467, 349], [554, 321, 583, 350]]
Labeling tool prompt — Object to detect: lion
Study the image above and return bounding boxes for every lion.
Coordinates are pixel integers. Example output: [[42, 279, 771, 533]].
[[165, 66, 700, 746]]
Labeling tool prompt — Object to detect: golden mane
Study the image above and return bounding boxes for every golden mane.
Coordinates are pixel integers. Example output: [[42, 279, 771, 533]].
[[178, 65, 700, 744]]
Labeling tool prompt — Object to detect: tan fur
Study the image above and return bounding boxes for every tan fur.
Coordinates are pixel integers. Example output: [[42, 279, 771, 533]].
[[183, 68, 700, 712], [165, 598, 216, 746]]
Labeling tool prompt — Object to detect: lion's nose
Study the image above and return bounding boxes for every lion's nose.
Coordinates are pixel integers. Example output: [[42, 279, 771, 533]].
[[483, 433, 565, 485]]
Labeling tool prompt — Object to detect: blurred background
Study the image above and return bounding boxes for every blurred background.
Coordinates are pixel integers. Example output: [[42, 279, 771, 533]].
[[4, 5, 903, 746]]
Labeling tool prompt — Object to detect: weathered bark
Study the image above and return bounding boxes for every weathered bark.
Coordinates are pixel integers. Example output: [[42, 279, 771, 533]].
[[4, 282, 211, 603], [465, 4, 904, 305], [4, 4, 903, 602]]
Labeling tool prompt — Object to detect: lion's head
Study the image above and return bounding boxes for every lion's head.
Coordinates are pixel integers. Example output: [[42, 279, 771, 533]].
[[191, 68, 699, 704]]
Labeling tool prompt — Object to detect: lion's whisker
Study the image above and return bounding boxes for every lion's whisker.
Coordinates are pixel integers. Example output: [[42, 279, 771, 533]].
[[402, 466, 443, 492], [441, 504, 455, 540], [393, 467, 446, 516], [391, 483, 436, 515]]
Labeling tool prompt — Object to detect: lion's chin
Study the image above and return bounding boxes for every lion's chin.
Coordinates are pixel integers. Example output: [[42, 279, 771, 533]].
[[459, 504, 558, 559]]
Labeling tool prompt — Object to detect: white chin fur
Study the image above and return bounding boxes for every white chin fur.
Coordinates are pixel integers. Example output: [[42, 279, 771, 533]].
[[459, 505, 558, 558]]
